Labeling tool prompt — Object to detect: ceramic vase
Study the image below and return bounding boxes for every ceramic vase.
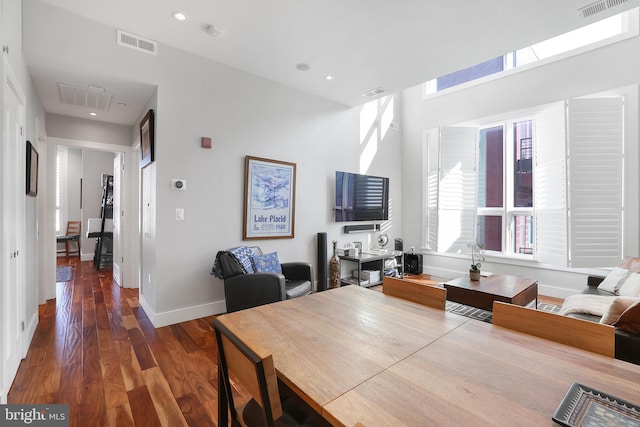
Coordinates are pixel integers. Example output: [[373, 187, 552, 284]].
[[329, 241, 341, 289], [469, 269, 481, 281]]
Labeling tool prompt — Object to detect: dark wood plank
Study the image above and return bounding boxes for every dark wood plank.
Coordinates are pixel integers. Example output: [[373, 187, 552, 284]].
[[7, 258, 225, 427], [128, 385, 162, 427], [177, 393, 217, 427]]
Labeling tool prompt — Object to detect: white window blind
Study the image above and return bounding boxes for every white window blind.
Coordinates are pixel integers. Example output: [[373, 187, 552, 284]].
[[436, 127, 478, 253], [423, 129, 439, 251], [535, 102, 568, 266], [567, 97, 624, 268]]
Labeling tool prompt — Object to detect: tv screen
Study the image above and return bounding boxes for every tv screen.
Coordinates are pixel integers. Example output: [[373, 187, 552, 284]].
[[335, 171, 389, 222]]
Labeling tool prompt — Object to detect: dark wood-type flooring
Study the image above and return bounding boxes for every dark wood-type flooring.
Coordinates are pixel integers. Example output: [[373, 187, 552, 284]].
[[8, 259, 563, 426], [7, 257, 247, 427]]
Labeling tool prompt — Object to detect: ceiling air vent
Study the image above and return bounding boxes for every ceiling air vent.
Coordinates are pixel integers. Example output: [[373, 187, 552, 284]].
[[58, 83, 113, 111], [362, 87, 386, 98], [578, 0, 629, 18], [117, 30, 158, 55]]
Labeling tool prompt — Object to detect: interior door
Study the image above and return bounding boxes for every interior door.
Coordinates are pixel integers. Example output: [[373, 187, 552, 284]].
[[112, 153, 122, 285], [2, 59, 26, 395]]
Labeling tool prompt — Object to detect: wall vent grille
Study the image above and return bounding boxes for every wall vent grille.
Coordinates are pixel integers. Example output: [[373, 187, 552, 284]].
[[578, 0, 629, 18], [117, 30, 158, 55]]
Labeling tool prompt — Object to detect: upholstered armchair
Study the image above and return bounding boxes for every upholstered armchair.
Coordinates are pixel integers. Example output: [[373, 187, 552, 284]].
[[212, 246, 313, 313]]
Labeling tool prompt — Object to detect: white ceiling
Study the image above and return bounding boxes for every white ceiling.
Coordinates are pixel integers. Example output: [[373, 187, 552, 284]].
[[23, 0, 639, 126]]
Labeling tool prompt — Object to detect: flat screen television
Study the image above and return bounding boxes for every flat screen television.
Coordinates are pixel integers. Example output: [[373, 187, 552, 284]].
[[335, 171, 389, 222]]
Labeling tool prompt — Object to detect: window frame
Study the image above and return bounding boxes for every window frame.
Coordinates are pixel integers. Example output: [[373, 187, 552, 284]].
[[476, 117, 535, 259]]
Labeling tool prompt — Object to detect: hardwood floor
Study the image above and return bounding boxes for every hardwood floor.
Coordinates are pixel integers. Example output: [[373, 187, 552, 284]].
[[7, 257, 235, 427]]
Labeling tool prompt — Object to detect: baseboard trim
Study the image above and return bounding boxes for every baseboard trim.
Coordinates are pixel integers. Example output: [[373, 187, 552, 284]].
[[139, 295, 227, 328]]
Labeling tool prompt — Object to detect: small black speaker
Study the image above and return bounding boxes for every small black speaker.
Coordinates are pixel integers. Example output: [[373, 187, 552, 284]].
[[404, 253, 423, 275], [317, 232, 328, 292], [394, 238, 403, 251]]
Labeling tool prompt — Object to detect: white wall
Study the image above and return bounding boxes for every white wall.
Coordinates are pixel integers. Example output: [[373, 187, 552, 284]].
[[47, 113, 132, 146], [145, 46, 403, 326], [1, 0, 47, 402], [24, 1, 403, 327], [402, 32, 640, 298]]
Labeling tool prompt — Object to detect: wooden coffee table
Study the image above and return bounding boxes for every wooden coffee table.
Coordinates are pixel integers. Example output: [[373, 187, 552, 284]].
[[443, 274, 538, 311]]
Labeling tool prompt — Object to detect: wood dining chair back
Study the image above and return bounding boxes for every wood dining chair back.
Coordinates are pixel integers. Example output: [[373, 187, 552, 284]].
[[382, 276, 447, 310], [214, 317, 284, 426], [492, 301, 615, 357], [57, 221, 81, 257]]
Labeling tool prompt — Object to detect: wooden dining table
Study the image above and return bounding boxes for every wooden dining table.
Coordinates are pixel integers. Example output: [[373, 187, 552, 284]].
[[215, 285, 640, 426]]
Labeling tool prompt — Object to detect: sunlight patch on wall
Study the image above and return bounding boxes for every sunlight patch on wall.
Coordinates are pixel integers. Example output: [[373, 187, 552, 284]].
[[359, 96, 396, 174], [380, 96, 394, 141], [360, 100, 378, 145], [360, 128, 378, 174]]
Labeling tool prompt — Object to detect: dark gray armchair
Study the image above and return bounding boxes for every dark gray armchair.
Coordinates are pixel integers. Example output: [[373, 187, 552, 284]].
[[212, 246, 313, 313]]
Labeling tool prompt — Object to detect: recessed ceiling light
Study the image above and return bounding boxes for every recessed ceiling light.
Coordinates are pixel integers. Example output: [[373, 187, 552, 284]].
[[172, 11, 187, 21], [324, 75, 334, 81], [296, 63, 311, 71], [88, 112, 98, 116]]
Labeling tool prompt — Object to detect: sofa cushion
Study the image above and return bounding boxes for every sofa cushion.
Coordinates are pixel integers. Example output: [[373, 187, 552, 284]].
[[600, 297, 639, 325], [597, 267, 629, 293], [618, 272, 640, 297], [251, 252, 282, 274], [618, 257, 640, 273], [613, 301, 640, 334], [559, 294, 613, 317]]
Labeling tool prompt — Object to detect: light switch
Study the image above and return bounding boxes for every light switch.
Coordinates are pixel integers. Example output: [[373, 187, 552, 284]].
[[175, 208, 185, 220]]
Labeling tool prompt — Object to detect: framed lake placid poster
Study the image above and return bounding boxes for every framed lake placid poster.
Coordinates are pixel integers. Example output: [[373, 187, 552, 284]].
[[140, 109, 154, 169], [243, 156, 296, 240], [26, 140, 39, 197]]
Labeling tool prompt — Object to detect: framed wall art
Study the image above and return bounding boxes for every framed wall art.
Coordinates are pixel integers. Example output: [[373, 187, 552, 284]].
[[140, 109, 155, 169], [26, 140, 39, 197], [243, 156, 296, 240]]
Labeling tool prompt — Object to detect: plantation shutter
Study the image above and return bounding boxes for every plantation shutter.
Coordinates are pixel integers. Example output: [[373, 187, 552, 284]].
[[567, 97, 624, 268], [424, 129, 439, 251], [535, 102, 568, 266], [437, 127, 478, 253]]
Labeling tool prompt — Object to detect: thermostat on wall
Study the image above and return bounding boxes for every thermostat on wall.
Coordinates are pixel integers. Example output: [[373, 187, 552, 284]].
[[171, 179, 186, 190]]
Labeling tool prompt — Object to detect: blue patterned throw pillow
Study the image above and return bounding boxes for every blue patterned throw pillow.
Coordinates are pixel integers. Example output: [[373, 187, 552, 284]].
[[251, 252, 282, 274], [228, 246, 255, 274]]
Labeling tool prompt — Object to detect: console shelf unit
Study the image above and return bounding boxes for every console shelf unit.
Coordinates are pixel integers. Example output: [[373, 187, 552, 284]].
[[338, 251, 403, 287]]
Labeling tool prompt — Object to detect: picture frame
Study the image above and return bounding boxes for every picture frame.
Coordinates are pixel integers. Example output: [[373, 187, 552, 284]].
[[26, 140, 38, 197], [140, 109, 154, 169], [243, 156, 296, 240]]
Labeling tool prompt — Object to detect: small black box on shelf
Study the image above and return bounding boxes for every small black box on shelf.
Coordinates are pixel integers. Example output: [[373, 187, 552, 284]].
[[404, 253, 423, 275]]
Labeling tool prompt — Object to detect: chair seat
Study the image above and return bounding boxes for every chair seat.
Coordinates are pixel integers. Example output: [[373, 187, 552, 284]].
[[285, 280, 312, 299], [56, 234, 80, 242]]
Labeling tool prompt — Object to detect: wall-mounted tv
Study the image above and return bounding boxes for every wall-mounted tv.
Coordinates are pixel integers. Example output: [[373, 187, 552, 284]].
[[335, 171, 389, 222]]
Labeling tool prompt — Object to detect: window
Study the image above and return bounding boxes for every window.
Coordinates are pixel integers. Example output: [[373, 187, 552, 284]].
[[424, 93, 629, 268], [476, 119, 534, 256], [425, 8, 635, 96]]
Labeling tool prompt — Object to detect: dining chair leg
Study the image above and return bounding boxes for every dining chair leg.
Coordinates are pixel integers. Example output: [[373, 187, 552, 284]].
[[218, 363, 229, 427]]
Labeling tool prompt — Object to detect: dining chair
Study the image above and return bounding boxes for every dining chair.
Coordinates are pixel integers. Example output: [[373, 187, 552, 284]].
[[56, 220, 81, 257], [492, 301, 615, 357], [214, 318, 327, 427], [382, 276, 447, 310]]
